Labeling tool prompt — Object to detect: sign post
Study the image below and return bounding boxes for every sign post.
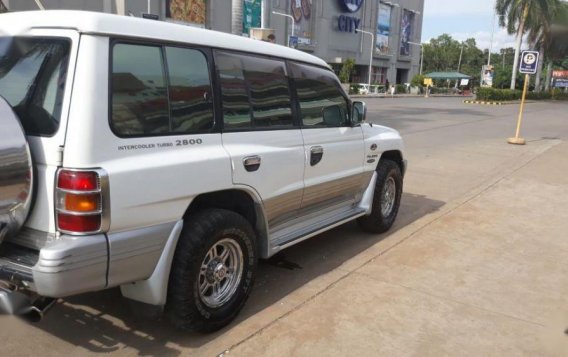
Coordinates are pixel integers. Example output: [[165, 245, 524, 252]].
[[508, 50, 539, 145], [423, 78, 432, 98]]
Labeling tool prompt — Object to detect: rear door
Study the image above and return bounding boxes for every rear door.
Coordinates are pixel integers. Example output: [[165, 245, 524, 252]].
[[216, 51, 305, 229], [289, 62, 366, 215], [0, 29, 79, 236]]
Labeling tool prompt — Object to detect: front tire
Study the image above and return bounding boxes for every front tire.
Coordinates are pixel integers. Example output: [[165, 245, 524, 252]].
[[357, 159, 403, 233], [166, 209, 257, 332]]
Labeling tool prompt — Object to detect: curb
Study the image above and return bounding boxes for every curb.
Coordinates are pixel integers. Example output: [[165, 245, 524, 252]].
[[350, 95, 474, 99], [463, 100, 504, 105]]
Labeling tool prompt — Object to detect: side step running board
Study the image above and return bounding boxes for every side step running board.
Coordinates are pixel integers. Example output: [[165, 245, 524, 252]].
[[271, 209, 367, 252]]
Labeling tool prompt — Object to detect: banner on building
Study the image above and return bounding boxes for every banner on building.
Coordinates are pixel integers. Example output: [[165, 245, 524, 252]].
[[243, 0, 261, 37], [376, 4, 391, 54], [399, 9, 414, 56], [166, 0, 207, 25], [290, 0, 313, 45]]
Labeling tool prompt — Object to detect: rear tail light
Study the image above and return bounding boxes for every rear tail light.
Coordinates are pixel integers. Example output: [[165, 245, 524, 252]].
[[56, 169, 109, 234]]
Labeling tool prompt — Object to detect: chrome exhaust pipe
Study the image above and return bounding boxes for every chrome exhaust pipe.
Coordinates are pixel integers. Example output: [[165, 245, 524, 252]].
[[0, 288, 56, 322], [21, 297, 56, 323]]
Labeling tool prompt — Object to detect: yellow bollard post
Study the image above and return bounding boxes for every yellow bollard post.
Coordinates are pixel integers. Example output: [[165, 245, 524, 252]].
[[507, 73, 529, 145]]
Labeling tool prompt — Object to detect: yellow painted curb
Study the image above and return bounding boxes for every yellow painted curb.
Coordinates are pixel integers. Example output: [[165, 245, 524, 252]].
[[463, 100, 503, 105]]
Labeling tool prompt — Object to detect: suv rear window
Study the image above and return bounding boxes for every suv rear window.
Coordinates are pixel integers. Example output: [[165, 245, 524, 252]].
[[0, 37, 71, 136]]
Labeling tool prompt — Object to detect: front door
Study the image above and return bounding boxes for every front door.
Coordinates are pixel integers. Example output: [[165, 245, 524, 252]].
[[289, 62, 366, 215]]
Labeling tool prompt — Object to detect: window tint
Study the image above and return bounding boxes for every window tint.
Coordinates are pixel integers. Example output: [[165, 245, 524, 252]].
[[165, 47, 214, 133], [216, 51, 293, 130], [111, 44, 169, 135], [111, 44, 214, 136], [290, 62, 349, 128], [0, 37, 70, 136]]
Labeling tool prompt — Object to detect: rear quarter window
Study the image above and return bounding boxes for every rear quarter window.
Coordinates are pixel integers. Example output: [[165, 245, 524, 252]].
[[0, 37, 71, 136]]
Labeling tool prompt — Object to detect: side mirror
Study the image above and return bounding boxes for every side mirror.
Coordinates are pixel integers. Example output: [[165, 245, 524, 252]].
[[352, 101, 366, 123], [322, 105, 344, 126]]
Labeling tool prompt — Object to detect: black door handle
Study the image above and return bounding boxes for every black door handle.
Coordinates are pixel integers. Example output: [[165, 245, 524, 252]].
[[310, 146, 324, 166], [243, 155, 261, 172]]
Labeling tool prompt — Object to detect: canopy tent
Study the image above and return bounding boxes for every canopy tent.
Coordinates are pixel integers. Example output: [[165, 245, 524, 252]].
[[424, 72, 471, 80]]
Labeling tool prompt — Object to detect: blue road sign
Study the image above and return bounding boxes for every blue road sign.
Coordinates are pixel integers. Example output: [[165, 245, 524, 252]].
[[519, 50, 539, 74]]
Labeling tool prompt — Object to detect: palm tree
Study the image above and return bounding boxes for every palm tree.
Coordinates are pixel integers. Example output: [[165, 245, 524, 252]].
[[526, 0, 564, 91], [496, 0, 560, 89], [543, 2, 568, 90]]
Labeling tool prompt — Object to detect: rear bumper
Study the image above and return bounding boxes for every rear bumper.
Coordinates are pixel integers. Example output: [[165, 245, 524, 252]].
[[0, 222, 176, 299], [0, 233, 108, 298]]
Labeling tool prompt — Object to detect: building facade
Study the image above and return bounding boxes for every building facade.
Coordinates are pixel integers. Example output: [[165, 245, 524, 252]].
[[3, 0, 423, 84]]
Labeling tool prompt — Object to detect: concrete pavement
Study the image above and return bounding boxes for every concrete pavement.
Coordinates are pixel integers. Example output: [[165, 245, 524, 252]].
[[1, 98, 567, 356], [228, 140, 568, 357]]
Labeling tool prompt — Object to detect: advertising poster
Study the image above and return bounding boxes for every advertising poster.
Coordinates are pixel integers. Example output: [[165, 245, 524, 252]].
[[399, 9, 414, 56], [481, 65, 495, 87], [243, 0, 261, 37], [376, 4, 391, 54], [552, 70, 568, 88], [290, 0, 313, 45], [166, 0, 207, 25]]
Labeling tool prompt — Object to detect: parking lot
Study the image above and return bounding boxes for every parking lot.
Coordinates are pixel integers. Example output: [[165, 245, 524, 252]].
[[1, 97, 567, 356]]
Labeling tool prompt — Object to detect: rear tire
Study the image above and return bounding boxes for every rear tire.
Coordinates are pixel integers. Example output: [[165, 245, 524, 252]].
[[166, 209, 257, 332], [357, 159, 403, 234]]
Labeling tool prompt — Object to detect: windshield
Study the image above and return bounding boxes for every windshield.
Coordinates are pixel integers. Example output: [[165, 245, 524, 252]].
[[0, 37, 71, 136]]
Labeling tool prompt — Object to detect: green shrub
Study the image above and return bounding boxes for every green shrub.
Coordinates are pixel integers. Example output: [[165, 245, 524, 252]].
[[349, 83, 362, 95], [476, 87, 521, 101], [526, 91, 552, 100], [552, 88, 568, 100], [430, 87, 452, 94], [410, 74, 425, 88], [395, 84, 406, 94], [476, 87, 568, 101]]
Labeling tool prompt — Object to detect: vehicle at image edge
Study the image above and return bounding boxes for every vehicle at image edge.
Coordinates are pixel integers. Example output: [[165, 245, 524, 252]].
[[0, 10, 406, 332]]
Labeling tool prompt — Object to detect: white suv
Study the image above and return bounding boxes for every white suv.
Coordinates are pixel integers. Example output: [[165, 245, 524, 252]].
[[0, 11, 406, 331]]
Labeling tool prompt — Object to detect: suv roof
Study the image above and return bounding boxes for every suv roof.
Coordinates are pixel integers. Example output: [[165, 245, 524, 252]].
[[0, 10, 329, 69]]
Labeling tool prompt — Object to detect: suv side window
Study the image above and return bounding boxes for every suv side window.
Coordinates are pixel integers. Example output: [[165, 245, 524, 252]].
[[165, 46, 214, 133], [289, 62, 349, 128], [111, 44, 169, 135], [215, 51, 293, 130], [111, 43, 214, 136]]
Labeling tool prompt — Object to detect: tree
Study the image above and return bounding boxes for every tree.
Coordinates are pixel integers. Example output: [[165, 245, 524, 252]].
[[496, 0, 561, 89], [338, 58, 355, 84], [422, 34, 485, 83]]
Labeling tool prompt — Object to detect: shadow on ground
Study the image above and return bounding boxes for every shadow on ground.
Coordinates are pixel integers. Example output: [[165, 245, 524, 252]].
[[30, 192, 444, 356]]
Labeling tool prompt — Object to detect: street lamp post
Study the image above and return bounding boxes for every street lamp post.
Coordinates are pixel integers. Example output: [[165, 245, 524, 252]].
[[457, 41, 464, 72], [488, 14, 505, 66], [355, 28, 375, 92], [408, 41, 423, 75], [272, 11, 294, 47]]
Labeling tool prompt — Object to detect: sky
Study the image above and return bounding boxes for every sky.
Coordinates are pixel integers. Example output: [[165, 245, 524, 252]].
[[422, 0, 518, 51]]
